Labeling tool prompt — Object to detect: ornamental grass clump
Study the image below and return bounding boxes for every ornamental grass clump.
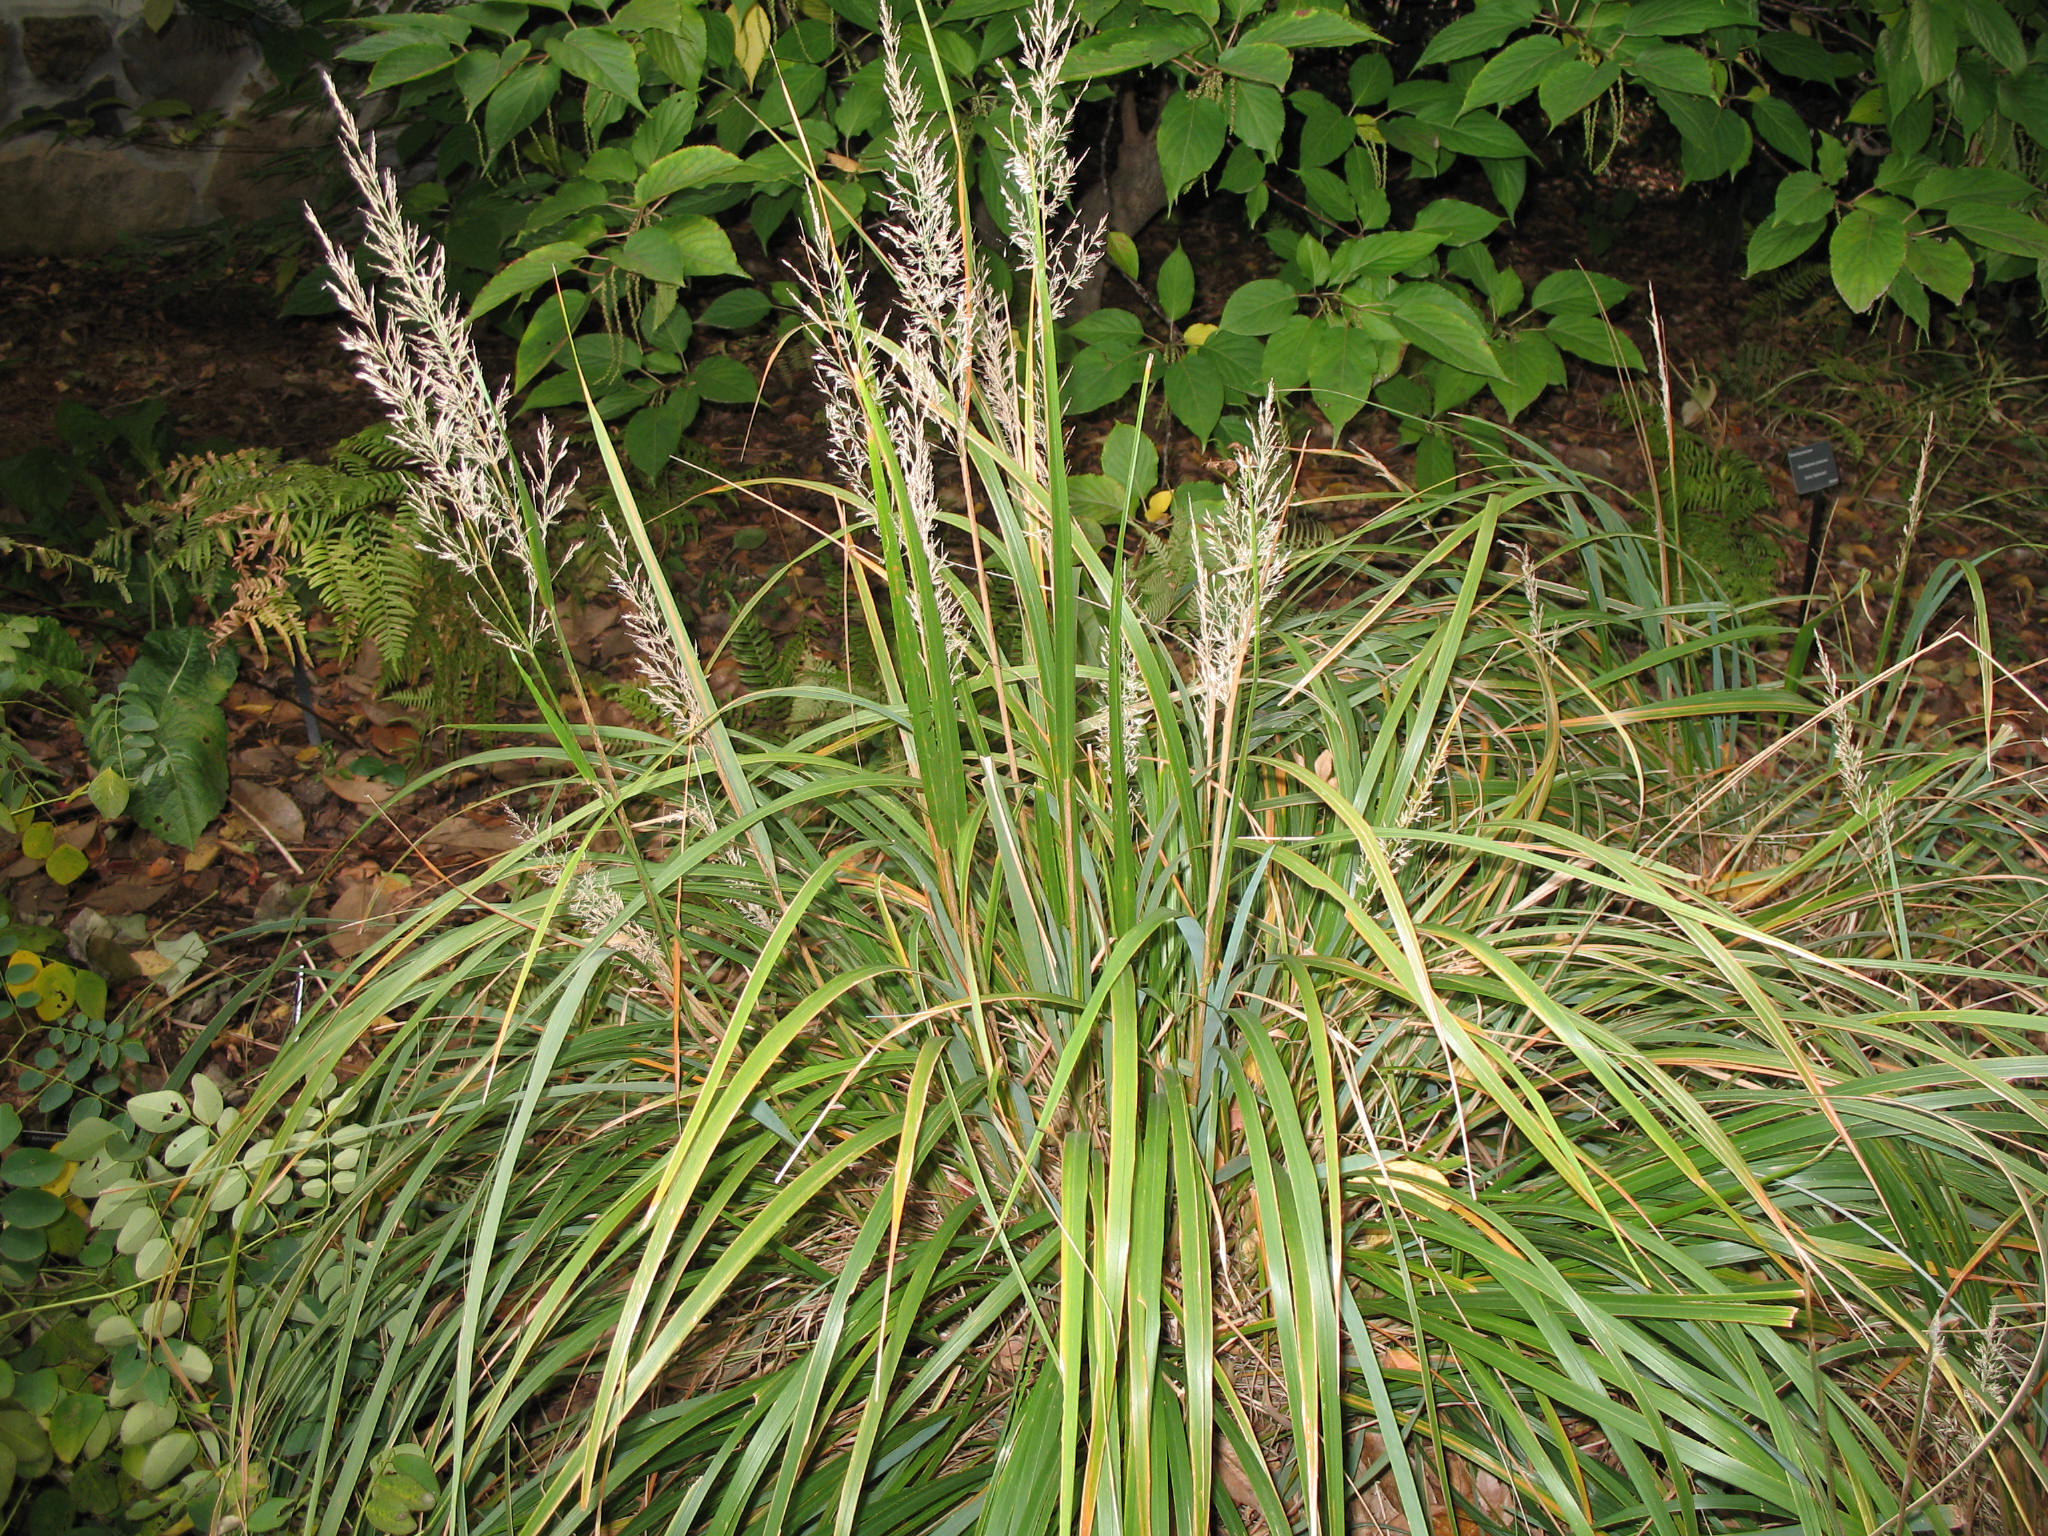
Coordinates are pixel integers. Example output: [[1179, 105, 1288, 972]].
[[201, 33, 2048, 1536]]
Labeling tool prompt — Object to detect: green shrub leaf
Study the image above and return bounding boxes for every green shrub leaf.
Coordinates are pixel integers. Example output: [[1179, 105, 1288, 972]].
[[1829, 201, 1909, 311]]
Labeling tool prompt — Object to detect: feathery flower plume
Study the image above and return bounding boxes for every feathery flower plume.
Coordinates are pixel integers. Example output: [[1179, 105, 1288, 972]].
[[599, 518, 708, 742], [998, 0, 1100, 317], [306, 73, 565, 652], [1193, 390, 1293, 714]]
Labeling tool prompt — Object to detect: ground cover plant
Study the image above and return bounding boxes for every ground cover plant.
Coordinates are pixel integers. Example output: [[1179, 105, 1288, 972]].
[[9, 10, 2048, 1535]]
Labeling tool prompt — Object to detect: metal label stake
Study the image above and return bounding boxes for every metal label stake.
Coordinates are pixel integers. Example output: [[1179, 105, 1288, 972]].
[[1788, 440, 1842, 601]]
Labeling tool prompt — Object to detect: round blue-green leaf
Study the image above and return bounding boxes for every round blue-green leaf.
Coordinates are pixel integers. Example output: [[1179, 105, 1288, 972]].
[[0, 1187, 64, 1228], [1, 1148, 64, 1187], [52, 1117, 114, 1161], [130, 1428, 197, 1490], [127, 1091, 189, 1134]]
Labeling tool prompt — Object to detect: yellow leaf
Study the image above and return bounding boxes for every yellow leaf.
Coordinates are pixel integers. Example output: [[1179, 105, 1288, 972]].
[[1144, 489, 1174, 521], [35, 960, 76, 1021], [731, 3, 773, 88], [1182, 322, 1217, 348], [6, 948, 43, 997]]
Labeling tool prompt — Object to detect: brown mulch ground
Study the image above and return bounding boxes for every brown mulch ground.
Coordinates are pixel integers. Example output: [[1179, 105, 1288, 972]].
[[3, 180, 2046, 1101]]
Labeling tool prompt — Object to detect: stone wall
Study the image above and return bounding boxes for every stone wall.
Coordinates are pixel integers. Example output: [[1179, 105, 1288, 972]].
[[0, 0, 327, 254]]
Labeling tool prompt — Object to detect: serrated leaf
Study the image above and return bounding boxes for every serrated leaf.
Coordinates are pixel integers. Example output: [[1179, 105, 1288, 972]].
[[1102, 424, 1159, 504], [1307, 323, 1383, 434], [613, 217, 746, 283], [547, 26, 641, 98], [483, 62, 562, 160], [367, 42, 455, 90], [1960, 0, 2026, 73], [95, 629, 235, 850], [1240, 6, 1386, 48], [1529, 268, 1633, 314], [1745, 213, 1826, 275], [1387, 283, 1504, 379], [1058, 19, 1205, 80], [1462, 34, 1564, 114], [1418, 0, 1539, 66], [1545, 311, 1646, 368], [1491, 331, 1564, 418], [693, 355, 759, 403], [1538, 56, 1621, 127], [1218, 278, 1298, 334], [1621, 0, 1753, 36], [1905, 234, 1973, 302], [1626, 41, 1715, 97], [1214, 42, 1291, 87], [1748, 93, 1810, 165], [732, 3, 772, 86], [634, 145, 753, 201], [1163, 356, 1225, 441], [1829, 202, 1909, 312], [1105, 231, 1140, 282], [1773, 170, 1834, 225], [696, 288, 771, 329], [1157, 91, 1227, 202], [1156, 245, 1195, 321], [1944, 202, 2048, 257]]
